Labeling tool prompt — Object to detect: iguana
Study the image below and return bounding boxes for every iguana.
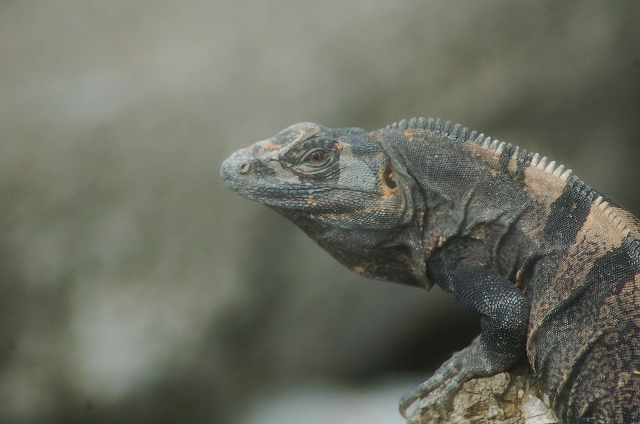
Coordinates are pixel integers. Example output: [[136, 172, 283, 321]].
[[220, 117, 640, 423]]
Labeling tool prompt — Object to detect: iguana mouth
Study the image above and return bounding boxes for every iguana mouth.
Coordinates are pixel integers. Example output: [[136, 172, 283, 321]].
[[221, 156, 378, 212], [221, 147, 383, 206]]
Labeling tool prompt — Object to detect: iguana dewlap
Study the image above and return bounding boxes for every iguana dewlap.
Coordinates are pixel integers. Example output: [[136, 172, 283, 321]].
[[221, 118, 640, 423]]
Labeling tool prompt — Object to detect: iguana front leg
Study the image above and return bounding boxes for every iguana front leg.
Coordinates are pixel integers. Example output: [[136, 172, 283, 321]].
[[400, 248, 529, 418]]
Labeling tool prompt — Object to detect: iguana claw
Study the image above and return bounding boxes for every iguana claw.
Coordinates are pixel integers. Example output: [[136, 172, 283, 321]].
[[398, 337, 521, 419], [398, 360, 464, 418]]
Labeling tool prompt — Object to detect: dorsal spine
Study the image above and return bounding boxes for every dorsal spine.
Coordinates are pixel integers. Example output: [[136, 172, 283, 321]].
[[384, 117, 635, 238]]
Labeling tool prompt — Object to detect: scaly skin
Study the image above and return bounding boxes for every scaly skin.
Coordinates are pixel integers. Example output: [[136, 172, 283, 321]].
[[221, 118, 640, 423]]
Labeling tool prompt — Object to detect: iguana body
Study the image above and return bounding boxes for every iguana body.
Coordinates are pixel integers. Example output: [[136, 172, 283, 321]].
[[221, 118, 640, 423]]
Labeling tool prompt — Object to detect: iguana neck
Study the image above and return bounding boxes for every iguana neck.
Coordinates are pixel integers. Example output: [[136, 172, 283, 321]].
[[271, 178, 429, 288]]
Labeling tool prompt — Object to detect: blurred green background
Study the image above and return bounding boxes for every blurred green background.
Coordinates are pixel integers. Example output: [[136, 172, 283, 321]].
[[1, 1, 639, 423]]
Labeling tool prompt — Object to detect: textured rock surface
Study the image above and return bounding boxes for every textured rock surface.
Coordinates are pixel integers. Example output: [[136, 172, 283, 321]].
[[412, 365, 557, 424]]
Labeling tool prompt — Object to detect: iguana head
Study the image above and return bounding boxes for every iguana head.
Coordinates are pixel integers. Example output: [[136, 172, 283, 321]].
[[221, 122, 429, 287]]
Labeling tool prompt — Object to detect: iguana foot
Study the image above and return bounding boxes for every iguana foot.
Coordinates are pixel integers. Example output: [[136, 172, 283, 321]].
[[399, 336, 522, 418]]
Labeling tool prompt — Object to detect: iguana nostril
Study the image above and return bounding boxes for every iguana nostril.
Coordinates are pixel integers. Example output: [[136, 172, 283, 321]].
[[239, 162, 251, 174]]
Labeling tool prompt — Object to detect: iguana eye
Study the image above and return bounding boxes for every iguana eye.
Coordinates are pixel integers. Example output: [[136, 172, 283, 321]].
[[281, 143, 337, 176], [306, 149, 326, 164]]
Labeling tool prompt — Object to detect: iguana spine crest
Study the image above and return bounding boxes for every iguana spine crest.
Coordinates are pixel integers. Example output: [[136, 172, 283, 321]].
[[393, 117, 634, 239]]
